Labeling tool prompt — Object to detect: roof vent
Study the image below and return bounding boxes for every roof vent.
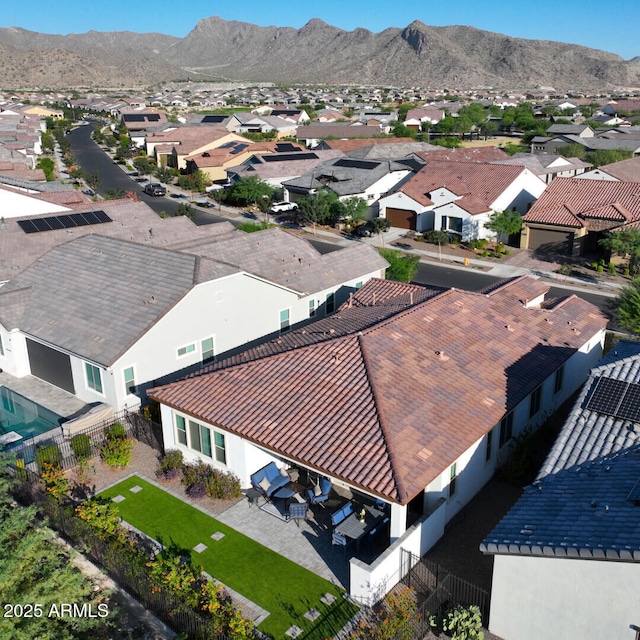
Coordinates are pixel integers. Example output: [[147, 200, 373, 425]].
[[435, 350, 449, 361], [505, 324, 514, 332]]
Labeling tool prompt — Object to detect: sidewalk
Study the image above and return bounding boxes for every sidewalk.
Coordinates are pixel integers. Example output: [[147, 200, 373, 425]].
[[299, 225, 622, 298]]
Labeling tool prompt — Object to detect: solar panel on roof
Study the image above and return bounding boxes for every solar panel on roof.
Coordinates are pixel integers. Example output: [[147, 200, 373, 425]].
[[615, 383, 640, 422], [334, 158, 379, 170], [262, 152, 318, 163], [124, 114, 145, 122], [627, 477, 640, 503], [202, 115, 226, 123], [17, 211, 113, 234], [230, 143, 249, 155], [147, 114, 161, 121], [219, 141, 236, 149], [275, 143, 298, 152], [586, 377, 629, 416]]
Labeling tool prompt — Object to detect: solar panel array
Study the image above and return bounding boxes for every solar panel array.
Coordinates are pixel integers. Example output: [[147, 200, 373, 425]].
[[275, 142, 299, 152], [123, 113, 161, 123], [334, 158, 379, 170], [18, 210, 113, 234], [202, 115, 226, 123], [147, 114, 161, 121], [263, 153, 318, 163], [586, 376, 640, 423], [230, 143, 249, 155]]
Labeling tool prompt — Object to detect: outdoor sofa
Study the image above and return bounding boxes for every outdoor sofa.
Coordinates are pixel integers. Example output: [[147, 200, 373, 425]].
[[250, 461, 290, 498]]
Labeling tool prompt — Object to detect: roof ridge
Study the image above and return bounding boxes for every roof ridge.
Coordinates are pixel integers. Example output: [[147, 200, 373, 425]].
[[357, 332, 407, 503]]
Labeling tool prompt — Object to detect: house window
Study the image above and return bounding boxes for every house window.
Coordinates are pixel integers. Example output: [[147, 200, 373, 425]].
[[485, 429, 493, 462], [449, 463, 457, 498], [85, 363, 103, 394], [326, 292, 335, 314], [280, 309, 290, 333], [443, 216, 463, 233], [177, 343, 196, 357], [123, 367, 136, 395], [529, 385, 542, 418], [189, 419, 213, 458], [214, 431, 226, 464], [308, 299, 316, 318], [554, 365, 564, 395], [201, 337, 215, 363], [499, 412, 513, 448], [175, 414, 187, 446]]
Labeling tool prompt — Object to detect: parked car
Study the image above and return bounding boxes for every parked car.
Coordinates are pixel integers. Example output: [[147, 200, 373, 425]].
[[270, 201, 298, 214], [143, 183, 166, 197]]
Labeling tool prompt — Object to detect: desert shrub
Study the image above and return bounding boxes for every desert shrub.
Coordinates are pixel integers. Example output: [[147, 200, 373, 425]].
[[434, 605, 484, 640], [71, 433, 92, 461], [186, 482, 206, 499], [157, 449, 184, 479], [40, 461, 69, 502], [557, 263, 572, 277], [468, 238, 487, 250], [204, 469, 242, 500], [608, 262, 617, 274], [100, 421, 133, 469], [181, 460, 212, 488], [35, 443, 62, 472], [481, 250, 489, 257], [423, 230, 449, 245]]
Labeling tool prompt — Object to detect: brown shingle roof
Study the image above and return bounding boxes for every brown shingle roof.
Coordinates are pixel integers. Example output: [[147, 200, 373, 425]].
[[149, 276, 607, 505]]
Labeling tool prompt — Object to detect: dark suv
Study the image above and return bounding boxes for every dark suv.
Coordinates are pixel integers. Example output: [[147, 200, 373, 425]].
[[143, 183, 166, 197]]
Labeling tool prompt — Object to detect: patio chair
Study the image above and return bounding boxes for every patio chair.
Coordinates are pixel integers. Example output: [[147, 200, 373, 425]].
[[289, 502, 308, 527], [332, 531, 348, 554], [306, 476, 332, 506]]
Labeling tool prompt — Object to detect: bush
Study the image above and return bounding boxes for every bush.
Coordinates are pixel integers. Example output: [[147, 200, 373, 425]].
[[423, 230, 449, 245], [433, 605, 484, 640], [71, 433, 92, 461], [35, 444, 62, 472], [378, 248, 420, 283], [468, 238, 487, 251], [481, 250, 489, 257], [181, 460, 212, 488], [100, 422, 133, 469], [186, 482, 206, 499], [157, 449, 184, 479], [204, 469, 242, 500], [608, 262, 616, 274]]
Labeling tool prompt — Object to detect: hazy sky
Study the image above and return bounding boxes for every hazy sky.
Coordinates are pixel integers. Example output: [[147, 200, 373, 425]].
[[3, 0, 639, 60]]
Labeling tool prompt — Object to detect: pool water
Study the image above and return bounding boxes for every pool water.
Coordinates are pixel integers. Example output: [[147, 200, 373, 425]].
[[0, 387, 62, 445]]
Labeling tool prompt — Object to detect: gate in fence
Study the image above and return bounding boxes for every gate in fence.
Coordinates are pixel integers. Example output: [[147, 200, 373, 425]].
[[398, 548, 490, 637]]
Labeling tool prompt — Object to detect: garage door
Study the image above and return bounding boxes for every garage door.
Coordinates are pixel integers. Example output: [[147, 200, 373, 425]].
[[386, 207, 417, 231], [528, 227, 574, 255], [26, 339, 75, 394]]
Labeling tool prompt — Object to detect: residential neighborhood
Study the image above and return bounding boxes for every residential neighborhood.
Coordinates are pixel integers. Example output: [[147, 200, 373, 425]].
[[2, 67, 640, 640]]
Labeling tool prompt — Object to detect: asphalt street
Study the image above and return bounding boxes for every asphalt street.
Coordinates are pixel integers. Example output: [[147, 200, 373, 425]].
[[65, 122, 614, 318]]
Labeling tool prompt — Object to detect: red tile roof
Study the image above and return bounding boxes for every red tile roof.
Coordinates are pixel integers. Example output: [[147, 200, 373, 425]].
[[149, 277, 607, 505], [398, 161, 528, 212], [523, 178, 640, 228]]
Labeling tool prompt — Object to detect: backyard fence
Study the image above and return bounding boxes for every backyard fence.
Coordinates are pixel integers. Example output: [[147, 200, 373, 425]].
[[396, 549, 490, 638], [9, 407, 163, 478], [18, 485, 232, 640]]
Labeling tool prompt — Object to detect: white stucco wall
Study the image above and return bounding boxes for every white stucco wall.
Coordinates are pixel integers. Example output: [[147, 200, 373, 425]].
[[491, 170, 546, 214], [489, 554, 640, 640], [0, 186, 72, 217]]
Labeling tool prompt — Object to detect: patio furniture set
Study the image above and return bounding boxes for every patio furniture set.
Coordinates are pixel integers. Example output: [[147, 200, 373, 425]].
[[250, 462, 389, 552], [250, 462, 333, 525]]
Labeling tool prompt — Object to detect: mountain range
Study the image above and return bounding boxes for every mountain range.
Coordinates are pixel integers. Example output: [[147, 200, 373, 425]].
[[0, 17, 639, 91]]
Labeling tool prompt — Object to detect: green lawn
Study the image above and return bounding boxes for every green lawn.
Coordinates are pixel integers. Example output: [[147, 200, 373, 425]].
[[99, 476, 357, 638]]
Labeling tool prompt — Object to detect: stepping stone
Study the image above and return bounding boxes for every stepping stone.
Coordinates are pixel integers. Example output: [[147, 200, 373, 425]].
[[210, 531, 225, 541], [193, 543, 208, 553], [304, 609, 320, 621], [320, 593, 336, 605], [129, 485, 143, 493], [285, 626, 304, 638], [112, 495, 126, 503]]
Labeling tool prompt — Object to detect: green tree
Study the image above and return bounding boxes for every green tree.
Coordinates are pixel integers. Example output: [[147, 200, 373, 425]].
[[225, 176, 275, 206], [298, 190, 334, 226], [614, 277, 640, 334], [485, 210, 523, 243], [378, 248, 420, 282], [586, 149, 633, 167], [191, 169, 212, 193], [41, 130, 55, 153], [104, 187, 125, 200], [154, 166, 174, 184], [36, 157, 55, 181], [132, 155, 156, 175], [600, 227, 640, 275], [341, 196, 368, 225], [176, 202, 195, 219], [392, 121, 417, 138], [556, 143, 587, 159], [0, 455, 113, 639], [68, 166, 84, 182], [85, 172, 100, 194]]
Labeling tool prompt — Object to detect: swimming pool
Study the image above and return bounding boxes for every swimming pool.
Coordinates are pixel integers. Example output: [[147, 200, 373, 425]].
[[0, 387, 62, 446]]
